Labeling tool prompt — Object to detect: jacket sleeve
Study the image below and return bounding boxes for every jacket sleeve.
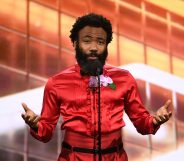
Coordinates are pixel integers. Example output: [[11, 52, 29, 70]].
[[124, 73, 159, 135], [30, 78, 60, 142]]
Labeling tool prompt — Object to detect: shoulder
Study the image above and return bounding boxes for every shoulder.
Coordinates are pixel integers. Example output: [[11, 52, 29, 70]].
[[104, 64, 137, 86], [45, 65, 77, 88], [54, 65, 76, 77], [105, 64, 132, 77], [51, 65, 77, 80]]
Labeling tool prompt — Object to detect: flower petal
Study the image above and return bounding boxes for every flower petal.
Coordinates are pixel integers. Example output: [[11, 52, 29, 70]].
[[102, 82, 108, 86], [107, 77, 113, 84]]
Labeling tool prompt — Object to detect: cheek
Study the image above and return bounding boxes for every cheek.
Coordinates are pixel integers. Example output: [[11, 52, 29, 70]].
[[98, 46, 106, 54], [80, 44, 90, 54]]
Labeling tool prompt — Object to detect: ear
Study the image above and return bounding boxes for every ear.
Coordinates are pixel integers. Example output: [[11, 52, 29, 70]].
[[73, 41, 77, 48]]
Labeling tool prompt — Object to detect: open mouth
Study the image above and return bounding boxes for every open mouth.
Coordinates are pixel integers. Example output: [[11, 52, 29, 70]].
[[87, 56, 98, 60]]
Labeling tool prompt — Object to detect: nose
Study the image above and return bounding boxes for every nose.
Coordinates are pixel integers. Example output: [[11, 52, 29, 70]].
[[89, 42, 98, 53]]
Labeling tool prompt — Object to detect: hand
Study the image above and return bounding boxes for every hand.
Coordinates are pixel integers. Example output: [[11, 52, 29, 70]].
[[153, 100, 172, 126], [21, 103, 40, 130]]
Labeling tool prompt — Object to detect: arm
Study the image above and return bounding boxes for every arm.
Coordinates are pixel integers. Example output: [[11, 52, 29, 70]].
[[124, 74, 172, 135], [124, 74, 158, 135], [22, 78, 60, 143]]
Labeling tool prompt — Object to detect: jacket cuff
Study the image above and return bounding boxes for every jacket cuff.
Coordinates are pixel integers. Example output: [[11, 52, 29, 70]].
[[149, 116, 160, 134], [30, 121, 43, 140]]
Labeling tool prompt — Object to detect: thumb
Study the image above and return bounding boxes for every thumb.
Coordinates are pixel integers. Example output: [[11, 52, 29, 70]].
[[22, 103, 30, 112], [164, 99, 171, 109]]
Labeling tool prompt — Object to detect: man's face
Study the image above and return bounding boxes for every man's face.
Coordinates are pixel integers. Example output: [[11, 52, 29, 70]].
[[75, 26, 108, 75]]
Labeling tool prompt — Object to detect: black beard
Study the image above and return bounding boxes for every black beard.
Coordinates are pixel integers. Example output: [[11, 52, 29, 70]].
[[75, 44, 108, 76]]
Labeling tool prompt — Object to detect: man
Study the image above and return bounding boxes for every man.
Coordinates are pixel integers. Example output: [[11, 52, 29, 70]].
[[21, 13, 172, 161]]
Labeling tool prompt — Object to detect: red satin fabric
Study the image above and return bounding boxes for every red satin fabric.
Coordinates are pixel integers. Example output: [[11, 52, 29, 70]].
[[59, 130, 127, 161], [30, 64, 159, 161]]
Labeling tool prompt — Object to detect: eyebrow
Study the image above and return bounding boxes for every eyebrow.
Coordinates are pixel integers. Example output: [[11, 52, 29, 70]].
[[82, 35, 106, 41]]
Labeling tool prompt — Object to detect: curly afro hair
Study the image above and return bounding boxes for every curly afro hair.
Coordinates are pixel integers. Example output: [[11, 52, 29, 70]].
[[70, 13, 113, 44]]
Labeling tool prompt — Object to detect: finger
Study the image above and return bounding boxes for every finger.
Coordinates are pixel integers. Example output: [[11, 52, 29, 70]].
[[21, 113, 26, 120], [21, 113, 31, 123], [30, 116, 40, 128], [154, 115, 162, 123], [158, 115, 167, 122], [153, 116, 162, 126], [29, 115, 38, 122], [32, 116, 40, 124], [21, 113, 30, 120], [164, 111, 172, 120], [169, 111, 172, 117], [29, 116, 40, 128], [160, 110, 170, 120], [164, 100, 171, 109], [163, 114, 169, 120], [159, 112, 172, 123], [21, 103, 30, 112]]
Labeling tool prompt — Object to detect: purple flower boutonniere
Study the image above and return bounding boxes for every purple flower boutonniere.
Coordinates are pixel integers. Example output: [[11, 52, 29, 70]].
[[89, 75, 116, 90]]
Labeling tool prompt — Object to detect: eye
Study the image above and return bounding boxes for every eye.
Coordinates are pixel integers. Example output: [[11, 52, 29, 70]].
[[84, 39, 90, 43], [82, 37, 92, 43], [98, 40, 105, 45]]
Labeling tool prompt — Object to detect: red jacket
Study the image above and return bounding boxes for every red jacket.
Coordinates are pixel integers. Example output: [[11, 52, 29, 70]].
[[31, 64, 159, 161]]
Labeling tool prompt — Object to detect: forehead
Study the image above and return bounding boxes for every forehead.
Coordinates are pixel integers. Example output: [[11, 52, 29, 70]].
[[78, 26, 107, 39]]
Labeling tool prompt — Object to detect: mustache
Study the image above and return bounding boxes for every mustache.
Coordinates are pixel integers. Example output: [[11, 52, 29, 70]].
[[75, 43, 108, 63], [88, 52, 98, 57]]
